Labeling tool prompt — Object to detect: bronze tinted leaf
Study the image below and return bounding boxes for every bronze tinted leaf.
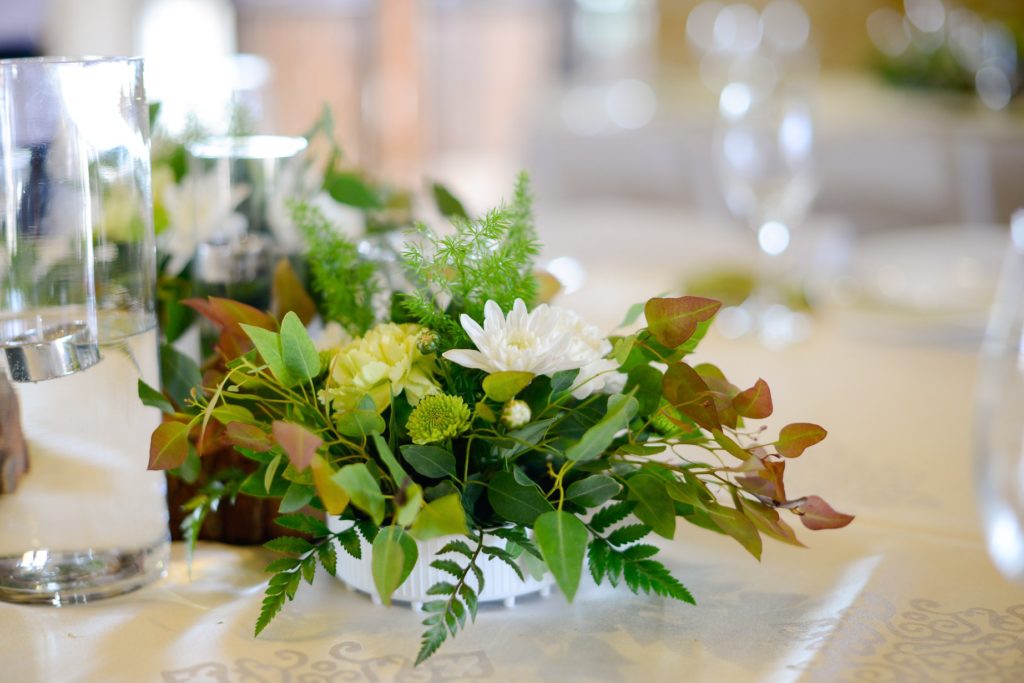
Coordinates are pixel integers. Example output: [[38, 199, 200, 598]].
[[271, 258, 317, 325], [272, 420, 323, 470], [733, 379, 773, 419], [776, 423, 827, 458], [148, 420, 190, 470], [797, 495, 854, 530], [225, 422, 274, 452], [663, 363, 721, 431], [644, 296, 721, 348]]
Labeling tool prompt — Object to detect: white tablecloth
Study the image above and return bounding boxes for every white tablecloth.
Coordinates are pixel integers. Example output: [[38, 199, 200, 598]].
[[4, 203, 1024, 682]]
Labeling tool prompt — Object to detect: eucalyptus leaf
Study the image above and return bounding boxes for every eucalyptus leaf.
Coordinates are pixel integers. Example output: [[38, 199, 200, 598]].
[[396, 483, 424, 527], [409, 493, 468, 540], [401, 444, 456, 479], [487, 471, 553, 525], [159, 343, 202, 407], [564, 394, 638, 462], [627, 473, 676, 539], [534, 511, 588, 602], [279, 480, 315, 514], [482, 371, 534, 402], [499, 418, 557, 459], [137, 379, 173, 414], [566, 475, 622, 508], [371, 526, 418, 605], [241, 324, 295, 386], [373, 434, 409, 484], [336, 406, 387, 438], [334, 463, 385, 525], [279, 311, 321, 383]]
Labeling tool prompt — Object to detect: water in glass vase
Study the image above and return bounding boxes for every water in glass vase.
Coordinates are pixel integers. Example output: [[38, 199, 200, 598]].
[[0, 320, 169, 605]]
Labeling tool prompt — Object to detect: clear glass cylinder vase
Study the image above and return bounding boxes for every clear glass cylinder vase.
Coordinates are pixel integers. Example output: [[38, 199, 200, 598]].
[[0, 57, 169, 604], [976, 210, 1024, 582]]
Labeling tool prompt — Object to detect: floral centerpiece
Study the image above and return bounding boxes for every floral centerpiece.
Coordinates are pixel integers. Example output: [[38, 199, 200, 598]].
[[142, 175, 852, 664]]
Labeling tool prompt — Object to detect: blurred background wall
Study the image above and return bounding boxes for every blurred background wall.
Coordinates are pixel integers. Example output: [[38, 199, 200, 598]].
[[4, 0, 1024, 229]]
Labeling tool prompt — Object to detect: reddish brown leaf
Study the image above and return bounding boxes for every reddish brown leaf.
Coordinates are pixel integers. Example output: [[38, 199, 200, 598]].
[[272, 420, 323, 471], [183, 297, 277, 360], [663, 362, 721, 431], [196, 419, 228, 456], [225, 422, 274, 452], [644, 296, 721, 348], [736, 460, 787, 502], [148, 421, 190, 470], [776, 423, 827, 458], [271, 258, 317, 326], [796, 495, 855, 530], [740, 498, 805, 547], [734, 379, 773, 419], [696, 363, 740, 428]]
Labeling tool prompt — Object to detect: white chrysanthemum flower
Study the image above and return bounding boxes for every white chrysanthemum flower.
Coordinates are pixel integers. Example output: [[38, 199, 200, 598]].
[[443, 299, 628, 400], [443, 299, 580, 376], [160, 170, 250, 276]]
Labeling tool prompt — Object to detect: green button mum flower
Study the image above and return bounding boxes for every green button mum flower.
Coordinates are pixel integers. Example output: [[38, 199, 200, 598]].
[[406, 394, 472, 445]]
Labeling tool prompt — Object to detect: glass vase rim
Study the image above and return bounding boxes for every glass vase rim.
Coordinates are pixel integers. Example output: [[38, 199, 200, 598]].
[[0, 55, 144, 68], [188, 134, 309, 161]]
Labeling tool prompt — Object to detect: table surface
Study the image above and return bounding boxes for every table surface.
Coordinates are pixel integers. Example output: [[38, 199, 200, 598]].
[[5, 203, 1024, 683]]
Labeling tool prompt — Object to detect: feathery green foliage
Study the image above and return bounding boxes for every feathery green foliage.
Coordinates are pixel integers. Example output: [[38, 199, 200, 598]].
[[400, 172, 539, 352], [292, 201, 380, 335]]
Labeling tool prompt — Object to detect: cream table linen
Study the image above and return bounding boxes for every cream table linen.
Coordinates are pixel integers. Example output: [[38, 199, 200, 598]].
[[3, 202, 1023, 682]]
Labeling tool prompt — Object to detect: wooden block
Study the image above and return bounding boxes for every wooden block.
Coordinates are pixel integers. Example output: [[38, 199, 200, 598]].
[[0, 374, 29, 494]]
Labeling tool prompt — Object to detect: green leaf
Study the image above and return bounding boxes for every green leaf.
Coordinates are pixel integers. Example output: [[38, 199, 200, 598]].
[[618, 301, 646, 329], [371, 525, 418, 605], [279, 311, 321, 383], [482, 371, 534, 402], [401, 444, 457, 479], [272, 421, 323, 471], [487, 471, 553, 525], [317, 542, 338, 576], [498, 418, 557, 459], [279, 481, 315, 514], [334, 463, 385, 525], [325, 171, 382, 209], [396, 483, 424, 527], [776, 423, 828, 458], [565, 475, 622, 508], [211, 404, 255, 426], [409, 494, 469, 540], [733, 379, 773, 419], [644, 296, 721, 348], [148, 420, 191, 470], [159, 343, 202, 408], [564, 394, 639, 462], [264, 453, 283, 496], [138, 379, 174, 413], [588, 539, 610, 584], [706, 504, 762, 559], [373, 434, 409, 484], [432, 181, 470, 219], [336, 405, 387, 438], [626, 365, 662, 418], [241, 324, 295, 386], [549, 370, 579, 398], [627, 474, 676, 539], [534, 511, 588, 602]]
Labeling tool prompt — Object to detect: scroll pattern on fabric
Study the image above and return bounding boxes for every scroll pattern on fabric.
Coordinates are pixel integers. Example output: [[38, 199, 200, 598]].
[[161, 641, 493, 683]]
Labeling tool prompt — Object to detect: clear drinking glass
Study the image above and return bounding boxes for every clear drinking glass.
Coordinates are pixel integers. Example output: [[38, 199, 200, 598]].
[[712, 76, 817, 346], [976, 210, 1024, 581], [0, 57, 169, 604], [186, 135, 308, 352]]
